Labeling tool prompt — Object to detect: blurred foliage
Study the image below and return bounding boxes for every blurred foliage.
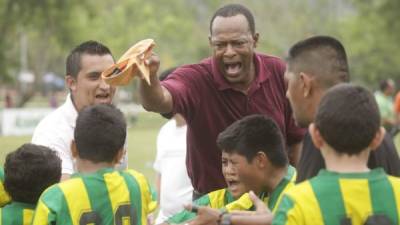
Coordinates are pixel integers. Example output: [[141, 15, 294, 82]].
[[0, 0, 399, 101]]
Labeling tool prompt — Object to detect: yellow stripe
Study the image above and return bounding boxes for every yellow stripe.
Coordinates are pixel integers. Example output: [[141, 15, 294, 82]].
[[339, 179, 372, 225], [31, 200, 51, 225], [0, 182, 11, 207], [104, 171, 130, 223], [23, 208, 34, 225], [59, 178, 91, 225], [126, 170, 157, 225], [272, 180, 295, 214], [286, 182, 324, 225], [388, 176, 400, 223], [208, 189, 226, 209]]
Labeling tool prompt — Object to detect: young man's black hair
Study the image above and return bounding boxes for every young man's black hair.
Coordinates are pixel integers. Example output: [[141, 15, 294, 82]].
[[66, 40, 113, 78], [74, 103, 126, 163], [217, 114, 287, 167], [4, 143, 61, 204], [209, 3, 255, 35], [287, 35, 349, 89], [315, 83, 380, 155]]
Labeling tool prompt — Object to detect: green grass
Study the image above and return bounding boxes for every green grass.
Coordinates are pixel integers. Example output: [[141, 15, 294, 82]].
[[0, 112, 165, 185]]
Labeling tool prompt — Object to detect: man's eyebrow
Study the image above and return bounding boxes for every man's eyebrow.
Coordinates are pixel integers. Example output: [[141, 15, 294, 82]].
[[86, 71, 101, 76]]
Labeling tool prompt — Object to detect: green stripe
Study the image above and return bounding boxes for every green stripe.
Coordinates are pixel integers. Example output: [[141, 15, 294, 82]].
[[369, 176, 398, 224], [1, 202, 24, 225], [272, 195, 295, 225], [168, 194, 212, 223], [120, 171, 144, 225], [224, 190, 234, 205], [0, 167, 4, 181], [310, 175, 346, 225], [269, 166, 295, 210], [82, 173, 114, 224], [42, 185, 73, 224]]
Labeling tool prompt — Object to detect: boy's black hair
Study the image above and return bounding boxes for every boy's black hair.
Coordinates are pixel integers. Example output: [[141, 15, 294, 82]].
[[74, 104, 126, 163], [4, 143, 61, 204], [315, 84, 380, 155], [217, 114, 287, 167]]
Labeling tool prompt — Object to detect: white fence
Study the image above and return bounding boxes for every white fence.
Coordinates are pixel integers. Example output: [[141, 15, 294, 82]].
[[1, 108, 52, 136]]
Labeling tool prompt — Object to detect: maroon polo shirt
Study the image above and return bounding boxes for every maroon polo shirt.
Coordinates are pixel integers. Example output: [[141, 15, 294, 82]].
[[162, 52, 304, 194]]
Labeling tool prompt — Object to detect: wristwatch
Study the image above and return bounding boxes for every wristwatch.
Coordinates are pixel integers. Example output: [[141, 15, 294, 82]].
[[220, 213, 231, 225]]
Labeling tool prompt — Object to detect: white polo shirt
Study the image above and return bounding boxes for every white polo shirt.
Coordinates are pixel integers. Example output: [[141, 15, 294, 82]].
[[32, 94, 127, 174]]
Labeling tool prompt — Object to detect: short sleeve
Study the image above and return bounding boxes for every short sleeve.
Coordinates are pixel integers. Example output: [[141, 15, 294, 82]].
[[161, 66, 203, 122]]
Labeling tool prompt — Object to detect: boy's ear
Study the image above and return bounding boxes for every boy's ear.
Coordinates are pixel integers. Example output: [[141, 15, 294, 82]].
[[113, 149, 125, 165], [309, 123, 324, 150], [370, 127, 385, 151], [71, 140, 78, 158], [255, 151, 268, 169]]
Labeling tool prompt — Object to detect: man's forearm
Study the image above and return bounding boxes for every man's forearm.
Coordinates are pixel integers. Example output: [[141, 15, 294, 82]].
[[139, 76, 172, 113]]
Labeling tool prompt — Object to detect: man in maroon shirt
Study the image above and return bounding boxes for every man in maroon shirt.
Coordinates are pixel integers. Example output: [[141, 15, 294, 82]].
[[139, 4, 304, 197]]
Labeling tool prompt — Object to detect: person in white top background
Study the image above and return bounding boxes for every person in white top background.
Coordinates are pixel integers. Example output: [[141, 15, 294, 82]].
[[32, 40, 127, 181], [153, 68, 193, 224]]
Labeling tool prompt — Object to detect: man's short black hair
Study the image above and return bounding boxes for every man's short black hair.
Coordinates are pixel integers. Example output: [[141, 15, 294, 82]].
[[210, 3, 255, 35], [315, 84, 380, 155], [74, 104, 126, 163], [159, 67, 177, 120], [217, 115, 287, 167], [4, 143, 61, 204], [287, 36, 349, 89], [66, 40, 113, 78]]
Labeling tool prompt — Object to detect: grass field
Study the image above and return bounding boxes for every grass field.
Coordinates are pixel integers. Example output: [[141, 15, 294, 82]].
[[0, 112, 165, 185]]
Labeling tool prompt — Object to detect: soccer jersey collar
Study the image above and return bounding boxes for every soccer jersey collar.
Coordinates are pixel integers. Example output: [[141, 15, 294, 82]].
[[268, 165, 296, 210], [211, 53, 271, 91], [318, 168, 385, 179], [71, 167, 116, 178]]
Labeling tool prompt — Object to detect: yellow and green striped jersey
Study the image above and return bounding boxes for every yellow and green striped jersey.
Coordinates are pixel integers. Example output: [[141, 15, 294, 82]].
[[0, 168, 11, 207], [168, 166, 296, 224], [0, 201, 35, 225], [273, 168, 400, 225], [31, 168, 157, 225]]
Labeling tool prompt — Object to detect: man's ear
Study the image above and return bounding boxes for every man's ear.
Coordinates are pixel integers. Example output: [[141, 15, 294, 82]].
[[253, 32, 260, 48], [299, 72, 313, 98], [309, 123, 324, 150], [71, 140, 78, 159], [66, 75, 77, 91], [370, 127, 385, 151]]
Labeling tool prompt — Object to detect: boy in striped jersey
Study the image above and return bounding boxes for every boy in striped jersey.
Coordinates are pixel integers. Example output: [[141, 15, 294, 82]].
[[1, 143, 61, 225], [168, 115, 296, 225], [0, 167, 11, 207], [273, 84, 400, 225], [32, 104, 157, 225]]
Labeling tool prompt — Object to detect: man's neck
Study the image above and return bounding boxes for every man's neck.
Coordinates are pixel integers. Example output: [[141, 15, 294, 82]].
[[322, 146, 370, 173], [75, 159, 114, 174]]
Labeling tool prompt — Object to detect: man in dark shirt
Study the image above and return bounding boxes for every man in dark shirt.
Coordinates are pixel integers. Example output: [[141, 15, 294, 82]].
[[284, 35, 400, 182], [139, 3, 304, 196]]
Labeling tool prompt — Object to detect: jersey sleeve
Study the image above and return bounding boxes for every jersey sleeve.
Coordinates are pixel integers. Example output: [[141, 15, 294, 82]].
[[161, 66, 202, 123], [127, 170, 158, 214], [0, 169, 11, 207], [31, 199, 56, 225], [167, 194, 211, 224], [272, 195, 303, 225]]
